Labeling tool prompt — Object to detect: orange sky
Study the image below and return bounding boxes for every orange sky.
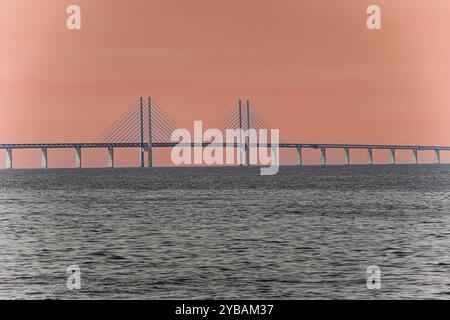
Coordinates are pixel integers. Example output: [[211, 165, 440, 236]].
[[1, 0, 450, 167]]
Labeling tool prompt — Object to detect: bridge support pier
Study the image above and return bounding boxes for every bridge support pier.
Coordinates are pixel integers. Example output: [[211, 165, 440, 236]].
[[75, 147, 82, 168], [41, 148, 48, 169], [435, 150, 441, 164], [6, 148, 12, 169], [368, 148, 373, 165], [320, 147, 326, 165], [295, 147, 302, 166], [412, 149, 418, 164], [344, 148, 350, 165], [272, 146, 279, 167], [147, 148, 153, 168], [139, 148, 146, 168], [107, 147, 114, 168], [390, 149, 396, 165]]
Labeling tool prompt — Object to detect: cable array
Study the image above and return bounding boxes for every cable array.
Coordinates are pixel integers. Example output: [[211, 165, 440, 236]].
[[96, 99, 180, 143], [96, 99, 288, 144]]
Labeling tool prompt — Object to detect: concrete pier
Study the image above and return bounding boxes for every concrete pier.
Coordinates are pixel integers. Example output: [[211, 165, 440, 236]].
[[147, 148, 153, 168], [435, 150, 441, 164], [412, 149, 418, 164], [6, 148, 12, 169], [41, 147, 48, 169], [75, 147, 82, 168], [272, 146, 279, 165], [107, 147, 114, 168], [390, 149, 396, 165], [344, 148, 350, 165], [295, 146, 302, 166], [368, 148, 373, 165], [320, 147, 326, 165]]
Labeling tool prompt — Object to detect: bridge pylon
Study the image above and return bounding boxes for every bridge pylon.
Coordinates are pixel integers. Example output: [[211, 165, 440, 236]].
[[147, 96, 153, 168], [6, 148, 12, 169], [139, 97, 145, 168], [95, 96, 178, 168]]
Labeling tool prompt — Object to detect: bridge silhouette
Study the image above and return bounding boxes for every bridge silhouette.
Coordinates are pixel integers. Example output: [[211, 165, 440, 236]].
[[1, 97, 449, 169]]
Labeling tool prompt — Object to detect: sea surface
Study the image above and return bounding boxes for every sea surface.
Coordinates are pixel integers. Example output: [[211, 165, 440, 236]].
[[0, 165, 449, 299]]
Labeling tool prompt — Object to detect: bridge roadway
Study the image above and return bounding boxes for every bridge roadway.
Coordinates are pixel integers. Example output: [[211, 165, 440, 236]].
[[1, 142, 450, 150]]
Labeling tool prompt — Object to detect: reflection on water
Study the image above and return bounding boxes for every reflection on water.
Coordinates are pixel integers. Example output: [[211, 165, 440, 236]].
[[0, 165, 449, 299]]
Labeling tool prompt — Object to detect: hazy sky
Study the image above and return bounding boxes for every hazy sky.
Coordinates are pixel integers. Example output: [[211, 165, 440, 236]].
[[1, 0, 450, 167]]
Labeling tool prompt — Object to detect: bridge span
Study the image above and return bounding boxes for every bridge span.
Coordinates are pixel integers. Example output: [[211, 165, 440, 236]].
[[1, 97, 449, 169]]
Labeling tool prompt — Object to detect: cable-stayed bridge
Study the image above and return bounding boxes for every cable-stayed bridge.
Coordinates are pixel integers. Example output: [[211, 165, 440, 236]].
[[1, 97, 449, 169]]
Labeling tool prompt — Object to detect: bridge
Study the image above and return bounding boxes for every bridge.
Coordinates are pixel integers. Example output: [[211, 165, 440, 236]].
[[1, 97, 449, 169]]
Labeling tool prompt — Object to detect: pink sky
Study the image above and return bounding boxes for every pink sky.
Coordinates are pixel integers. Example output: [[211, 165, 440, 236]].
[[1, 0, 450, 167]]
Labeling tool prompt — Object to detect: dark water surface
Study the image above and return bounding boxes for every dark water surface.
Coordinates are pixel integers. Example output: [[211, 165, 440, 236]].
[[0, 165, 449, 299]]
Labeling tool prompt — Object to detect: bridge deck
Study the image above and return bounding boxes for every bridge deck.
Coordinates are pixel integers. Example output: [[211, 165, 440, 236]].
[[1, 143, 450, 151]]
